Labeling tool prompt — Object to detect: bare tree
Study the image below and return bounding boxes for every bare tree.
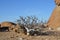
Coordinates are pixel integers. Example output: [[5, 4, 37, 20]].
[[16, 16, 48, 35]]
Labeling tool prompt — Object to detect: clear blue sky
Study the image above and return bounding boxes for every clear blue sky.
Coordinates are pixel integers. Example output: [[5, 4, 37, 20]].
[[0, 0, 55, 22]]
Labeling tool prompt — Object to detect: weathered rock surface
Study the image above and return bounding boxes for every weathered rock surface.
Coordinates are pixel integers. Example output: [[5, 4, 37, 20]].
[[55, 0, 60, 6], [0, 21, 19, 32], [0, 21, 16, 27], [47, 0, 60, 30]]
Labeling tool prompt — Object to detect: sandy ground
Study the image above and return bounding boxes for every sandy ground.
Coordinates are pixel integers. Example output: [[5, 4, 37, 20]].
[[0, 31, 60, 40]]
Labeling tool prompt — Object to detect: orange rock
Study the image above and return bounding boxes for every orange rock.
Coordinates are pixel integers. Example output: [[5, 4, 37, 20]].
[[55, 0, 60, 6], [0, 21, 17, 31], [47, 0, 60, 30], [0, 21, 16, 28]]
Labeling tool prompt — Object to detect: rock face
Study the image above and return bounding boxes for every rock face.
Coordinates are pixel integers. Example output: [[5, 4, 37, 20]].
[[0, 22, 16, 27], [0, 22, 17, 31], [47, 0, 60, 30], [55, 0, 60, 6]]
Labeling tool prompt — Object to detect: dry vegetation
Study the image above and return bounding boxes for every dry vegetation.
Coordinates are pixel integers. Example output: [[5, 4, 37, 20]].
[[0, 31, 60, 40], [0, 16, 60, 40], [0, 0, 60, 40]]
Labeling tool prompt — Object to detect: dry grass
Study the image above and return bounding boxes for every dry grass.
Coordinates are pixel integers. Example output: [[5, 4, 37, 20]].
[[0, 31, 60, 40]]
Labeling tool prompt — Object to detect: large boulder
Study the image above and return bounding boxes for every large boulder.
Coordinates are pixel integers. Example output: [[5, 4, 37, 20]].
[[0, 21, 17, 31], [47, 0, 60, 30], [0, 22, 16, 27], [55, 0, 60, 6]]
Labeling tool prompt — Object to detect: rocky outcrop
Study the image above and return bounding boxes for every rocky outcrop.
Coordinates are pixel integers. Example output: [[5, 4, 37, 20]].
[[0, 21, 18, 32], [55, 0, 60, 6], [47, 0, 60, 30], [0, 22, 16, 27]]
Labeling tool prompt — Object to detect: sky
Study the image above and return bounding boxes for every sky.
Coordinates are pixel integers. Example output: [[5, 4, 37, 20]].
[[0, 0, 55, 22]]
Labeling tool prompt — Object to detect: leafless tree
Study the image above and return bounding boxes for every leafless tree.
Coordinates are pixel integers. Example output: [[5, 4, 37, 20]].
[[16, 16, 48, 35], [17, 16, 47, 28]]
